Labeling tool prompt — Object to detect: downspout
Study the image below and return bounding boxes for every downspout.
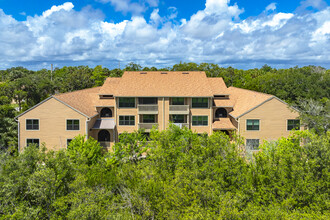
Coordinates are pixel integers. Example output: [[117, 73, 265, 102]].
[[15, 118, 20, 152], [163, 97, 165, 130], [86, 118, 90, 139]]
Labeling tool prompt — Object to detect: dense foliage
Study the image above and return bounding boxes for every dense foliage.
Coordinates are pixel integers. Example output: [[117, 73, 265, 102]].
[[0, 127, 329, 219]]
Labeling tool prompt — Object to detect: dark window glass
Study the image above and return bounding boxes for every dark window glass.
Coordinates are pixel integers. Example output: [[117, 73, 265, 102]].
[[119, 98, 135, 108], [100, 108, 112, 117], [288, 120, 300, 130], [171, 98, 185, 105], [246, 139, 260, 150], [142, 115, 156, 123], [192, 116, 208, 126], [67, 120, 79, 130], [246, 120, 259, 130], [192, 98, 208, 108], [27, 139, 39, 147], [98, 130, 111, 142], [139, 98, 157, 105], [215, 108, 227, 118], [119, 116, 135, 125], [171, 115, 185, 123], [26, 119, 39, 130], [67, 139, 73, 146]]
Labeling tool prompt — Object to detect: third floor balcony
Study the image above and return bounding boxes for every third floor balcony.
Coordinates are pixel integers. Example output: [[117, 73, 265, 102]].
[[169, 105, 189, 114]]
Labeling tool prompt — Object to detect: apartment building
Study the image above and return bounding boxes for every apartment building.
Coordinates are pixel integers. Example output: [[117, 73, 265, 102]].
[[16, 71, 302, 151]]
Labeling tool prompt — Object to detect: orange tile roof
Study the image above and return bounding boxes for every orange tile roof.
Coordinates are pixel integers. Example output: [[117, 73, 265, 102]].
[[213, 99, 235, 107], [212, 118, 237, 130], [208, 78, 228, 95], [228, 87, 273, 119], [99, 71, 223, 97], [54, 87, 101, 117]]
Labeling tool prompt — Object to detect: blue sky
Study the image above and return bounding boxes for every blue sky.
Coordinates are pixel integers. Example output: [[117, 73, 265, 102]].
[[0, 0, 329, 70]]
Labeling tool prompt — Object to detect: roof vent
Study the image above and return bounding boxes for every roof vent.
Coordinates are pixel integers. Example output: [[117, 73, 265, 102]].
[[182, 72, 189, 74], [140, 72, 147, 74], [161, 72, 167, 74]]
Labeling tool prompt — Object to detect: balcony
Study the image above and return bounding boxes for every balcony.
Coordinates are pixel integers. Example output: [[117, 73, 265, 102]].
[[138, 104, 158, 114], [169, 105, 189, 114], [99, 141, 110, 148], [138, 123, 158, 131], [173, 123, 189, 129]]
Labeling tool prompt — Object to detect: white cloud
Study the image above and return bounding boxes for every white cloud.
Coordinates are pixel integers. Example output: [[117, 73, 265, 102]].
[[98, 0, 158, 15], [266, 3, 277, 12], [42, 2, 74, 17], [0, 0, 329, 69]]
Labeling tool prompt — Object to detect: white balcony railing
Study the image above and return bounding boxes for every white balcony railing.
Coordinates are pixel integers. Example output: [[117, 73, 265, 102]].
[[138, 104, 158, 114], [169, 105, 189, 114], [138, 123, 158, 130], [99, 141, 110, 148], [173, 123, 189, 128]]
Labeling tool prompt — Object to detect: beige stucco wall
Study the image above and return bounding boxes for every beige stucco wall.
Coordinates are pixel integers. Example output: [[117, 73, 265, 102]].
[[116, 98, 138, 134], [239, 97, 302, 144], [19, 98, 87, 151], [190, 98, 212, 134]]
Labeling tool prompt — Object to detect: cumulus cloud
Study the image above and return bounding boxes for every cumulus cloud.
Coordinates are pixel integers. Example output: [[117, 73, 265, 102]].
[[0, 0, 329, 69], [98, 0, 158, 15], [265, 3, 277, 12]]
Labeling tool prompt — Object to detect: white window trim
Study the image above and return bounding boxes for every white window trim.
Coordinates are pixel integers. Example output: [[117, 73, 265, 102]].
[[286, 119, 300, 131], [26, 119, 40, 131], [191, 115, 209, 126], [66, 119, 80, 131], [117, 97, 137, 109], [246, 139, 260, 151], [191, 97, 209, 109], [118, 115, 135, 126], [246, 119, 260, 131], [26, 138, 40, 146]]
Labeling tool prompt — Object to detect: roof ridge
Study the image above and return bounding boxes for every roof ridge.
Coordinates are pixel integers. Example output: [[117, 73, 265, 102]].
[[54, 86, 101, 97], [229, 86, 272, 96]]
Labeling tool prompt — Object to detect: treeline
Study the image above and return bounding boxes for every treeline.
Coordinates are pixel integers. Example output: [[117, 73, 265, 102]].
[[0, 63, 329, 150], [0, 127, 329, 219]]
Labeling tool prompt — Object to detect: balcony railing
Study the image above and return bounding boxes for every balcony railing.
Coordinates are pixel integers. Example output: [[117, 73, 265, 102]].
[[138, 123, 158, 131], [169, 105, 189, 114], [138, 104, 158, 114], [99, 141, 110, 148], [173, 123, 189, 128]]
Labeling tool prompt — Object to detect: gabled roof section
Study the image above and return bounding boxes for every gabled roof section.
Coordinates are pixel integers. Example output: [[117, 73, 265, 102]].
[[54, 87, 101, 117], [228, 87, 273, 119], [208, 77, 228, 95], [212, 118, 237, 130], [99, 71, 218, 97]]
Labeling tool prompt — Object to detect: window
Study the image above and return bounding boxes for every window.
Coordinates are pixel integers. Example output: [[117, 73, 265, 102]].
[[170, 115, 185, 123], [138, 98, 157, 105], [27, 139, 39, 147], [67, 139, 73, 146], [67, 120, 79, 130], [215, 108, 227, 118], [246, 139, 260, 150], [98, 130, 111, 142], [287, 119, 300, 130], [192, 98, 208, 108], [192, 116, 208, 126], [246, 119, 259, 131], [171, 98, 184, 105], [100, 108, 112, 117], [119, 98, 135, 108], [119, 116, 135, 126], [26, 119, 39, 130], [141, 115, 157, 123]]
